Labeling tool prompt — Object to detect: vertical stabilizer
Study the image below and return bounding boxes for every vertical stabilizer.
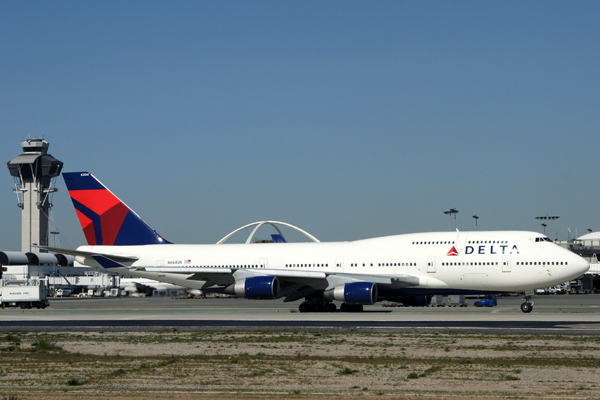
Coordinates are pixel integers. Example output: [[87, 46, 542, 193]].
[[63, 172, 171, 246]]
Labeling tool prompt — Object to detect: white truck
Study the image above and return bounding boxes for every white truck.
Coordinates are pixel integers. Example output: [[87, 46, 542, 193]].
[[0, 280, 50, 309]]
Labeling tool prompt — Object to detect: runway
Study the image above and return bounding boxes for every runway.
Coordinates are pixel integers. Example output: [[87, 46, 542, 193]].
[[2, 294, 600, 334]]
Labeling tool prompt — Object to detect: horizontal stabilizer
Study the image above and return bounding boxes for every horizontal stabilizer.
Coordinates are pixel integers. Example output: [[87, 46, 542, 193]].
[[39, 246, 139, 264]]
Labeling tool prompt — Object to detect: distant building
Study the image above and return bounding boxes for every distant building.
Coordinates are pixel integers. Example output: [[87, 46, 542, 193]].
[[556, 232, 600, 292]]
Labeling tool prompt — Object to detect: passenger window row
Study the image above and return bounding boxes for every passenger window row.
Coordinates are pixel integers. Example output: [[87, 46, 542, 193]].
[[412, 240, 509, 245], [349, 262, 416, 267], [413, 241, 455, 245], [517, 261, 568, 266], [442, 262, 498, 266], [284, 262, 418, 268], [285, 263, 329, 268]]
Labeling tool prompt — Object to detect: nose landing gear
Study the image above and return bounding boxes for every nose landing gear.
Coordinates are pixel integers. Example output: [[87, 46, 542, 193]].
[[520, 295, 534, 313]]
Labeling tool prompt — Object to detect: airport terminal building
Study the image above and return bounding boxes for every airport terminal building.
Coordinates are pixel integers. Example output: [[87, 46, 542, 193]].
[[0, 250, 119, 296]]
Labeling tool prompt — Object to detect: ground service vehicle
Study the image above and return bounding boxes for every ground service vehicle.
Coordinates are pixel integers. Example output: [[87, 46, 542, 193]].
[[474, 294, 497, 307], [0, 280, 50, 309]]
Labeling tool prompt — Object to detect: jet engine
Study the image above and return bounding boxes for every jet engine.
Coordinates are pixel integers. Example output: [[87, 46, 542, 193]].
[[323, 282, 378, 305], [224, 276, 279, 299]]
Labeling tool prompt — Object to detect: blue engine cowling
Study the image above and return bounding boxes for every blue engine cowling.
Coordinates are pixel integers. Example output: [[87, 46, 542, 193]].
[[324, 282, 378, 305], [225, 276, 280, 299]]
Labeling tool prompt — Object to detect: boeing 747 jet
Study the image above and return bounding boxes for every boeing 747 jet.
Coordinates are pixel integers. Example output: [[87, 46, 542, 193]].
[[44, 172, 590, 313]]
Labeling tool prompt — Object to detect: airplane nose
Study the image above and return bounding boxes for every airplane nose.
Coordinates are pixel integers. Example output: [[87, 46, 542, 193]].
[[577, 257, 591, 275], [570, 254, 590, 277]]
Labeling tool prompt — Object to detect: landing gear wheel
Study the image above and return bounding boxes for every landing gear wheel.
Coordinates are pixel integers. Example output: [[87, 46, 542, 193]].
[[520, 302, 533, 313], [299, 300, 336, 313], [19, 303, 27, 309]]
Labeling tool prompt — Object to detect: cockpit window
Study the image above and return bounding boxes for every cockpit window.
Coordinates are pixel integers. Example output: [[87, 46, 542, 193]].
[[535, 237, 553, 242]]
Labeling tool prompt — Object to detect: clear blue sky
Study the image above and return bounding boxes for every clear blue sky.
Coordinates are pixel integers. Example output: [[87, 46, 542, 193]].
[[1, 1, 599, 250]]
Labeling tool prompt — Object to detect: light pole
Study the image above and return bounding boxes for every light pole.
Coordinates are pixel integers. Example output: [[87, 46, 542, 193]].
[[472, 215, 479, 230], [535, 215, 559, 235], [444, 208, 458, 230]]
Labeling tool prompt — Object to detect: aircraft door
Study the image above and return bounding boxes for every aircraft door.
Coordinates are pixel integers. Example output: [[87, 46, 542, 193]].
[[456, 233, 469, 253], [260, 258, 268, 269], [427, 256, 436, 273], [502, 256, 511, 273], [335, 257, 344, 272]]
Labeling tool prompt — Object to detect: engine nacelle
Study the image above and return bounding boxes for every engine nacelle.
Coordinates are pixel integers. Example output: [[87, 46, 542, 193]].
[[323, 282, 378, 305], [224, 276, 279, 299]]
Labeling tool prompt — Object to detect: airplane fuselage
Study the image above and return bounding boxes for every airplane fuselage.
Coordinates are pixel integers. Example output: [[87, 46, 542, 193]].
[[77, 230, 589, 297]]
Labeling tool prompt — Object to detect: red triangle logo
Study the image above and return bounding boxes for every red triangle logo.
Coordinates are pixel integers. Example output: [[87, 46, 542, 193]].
[[447, 246, 459, 256]]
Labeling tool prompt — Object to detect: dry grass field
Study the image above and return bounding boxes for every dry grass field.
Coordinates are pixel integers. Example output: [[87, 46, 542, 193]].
[[1, 329, 599, 400]]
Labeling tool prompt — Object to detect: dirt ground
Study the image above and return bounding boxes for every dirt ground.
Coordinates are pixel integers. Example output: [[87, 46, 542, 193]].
[[1, 329, 599, 399]]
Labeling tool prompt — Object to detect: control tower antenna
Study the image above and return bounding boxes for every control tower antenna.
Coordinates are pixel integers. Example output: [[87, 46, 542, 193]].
[[7, 138, 63, 252]]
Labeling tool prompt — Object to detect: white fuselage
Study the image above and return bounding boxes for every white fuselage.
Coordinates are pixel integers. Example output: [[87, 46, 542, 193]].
[[76, 230, 590, 296]]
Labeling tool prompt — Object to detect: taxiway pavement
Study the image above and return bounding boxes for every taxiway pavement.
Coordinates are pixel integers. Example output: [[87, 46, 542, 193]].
[[1, 294, 599, 334]]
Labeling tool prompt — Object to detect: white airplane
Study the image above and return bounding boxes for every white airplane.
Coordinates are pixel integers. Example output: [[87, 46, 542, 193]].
[[44, 172, 590, 313]]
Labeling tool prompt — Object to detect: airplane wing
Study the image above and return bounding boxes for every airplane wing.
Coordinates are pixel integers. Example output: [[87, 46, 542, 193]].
[[136, 266, 423, 303], [136, 266, 420, 286], [40, 246, 426, 303]]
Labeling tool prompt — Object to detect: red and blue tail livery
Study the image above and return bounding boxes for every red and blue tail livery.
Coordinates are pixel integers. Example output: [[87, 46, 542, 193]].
[[62, 172, 171, 246]]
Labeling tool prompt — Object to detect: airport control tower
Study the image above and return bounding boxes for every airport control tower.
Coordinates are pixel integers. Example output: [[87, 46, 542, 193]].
[[7, 139, 63, 252]]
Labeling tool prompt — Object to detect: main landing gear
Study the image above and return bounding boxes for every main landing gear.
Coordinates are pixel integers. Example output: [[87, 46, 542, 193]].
[[520, 295, 534, 313], [299, 300, 336, 313], [298, 300, 365, 313]]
